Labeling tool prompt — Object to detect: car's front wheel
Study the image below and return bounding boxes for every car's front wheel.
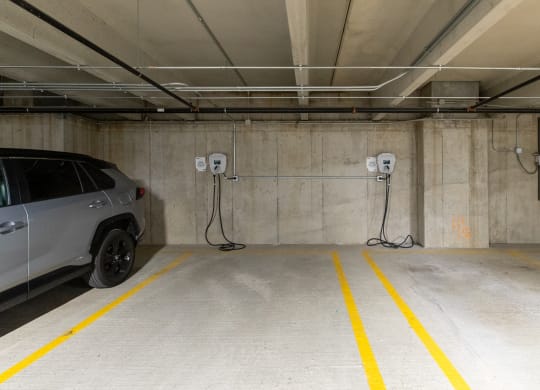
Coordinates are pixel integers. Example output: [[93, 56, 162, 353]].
[[89, 229, 135, 288]]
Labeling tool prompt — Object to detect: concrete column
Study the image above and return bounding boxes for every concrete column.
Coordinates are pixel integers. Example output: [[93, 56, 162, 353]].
[[417, 119, 489, 248]]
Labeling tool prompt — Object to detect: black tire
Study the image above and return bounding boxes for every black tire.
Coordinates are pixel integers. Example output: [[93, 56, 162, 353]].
[[88, 229, 135, 288]]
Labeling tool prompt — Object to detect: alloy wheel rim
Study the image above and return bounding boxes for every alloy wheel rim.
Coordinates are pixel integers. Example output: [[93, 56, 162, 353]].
[[103, 237, 132, 279]]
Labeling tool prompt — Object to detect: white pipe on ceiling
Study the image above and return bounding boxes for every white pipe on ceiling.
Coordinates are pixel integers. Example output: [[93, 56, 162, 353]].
[[0, 65, 539, 71], [0, 72, 406, 93]]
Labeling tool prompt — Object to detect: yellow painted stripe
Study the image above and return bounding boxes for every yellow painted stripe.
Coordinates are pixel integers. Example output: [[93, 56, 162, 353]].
[[369, 249, 494, 256], [506, 249, 540, 269], [331, 251, 386, 389], [362, 250, 470, 390], [0, 252, 193, 384]]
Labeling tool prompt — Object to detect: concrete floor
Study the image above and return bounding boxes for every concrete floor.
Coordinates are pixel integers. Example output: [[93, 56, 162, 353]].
[[0, 245, 539, 389]]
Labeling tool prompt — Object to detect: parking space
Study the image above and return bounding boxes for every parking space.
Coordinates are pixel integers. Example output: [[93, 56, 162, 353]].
[[0, 246, 539, 389]]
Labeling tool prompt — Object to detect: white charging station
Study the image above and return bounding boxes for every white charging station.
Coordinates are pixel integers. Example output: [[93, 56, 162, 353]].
[[208, 153, 227, 175], [377, 153, 396, 174]]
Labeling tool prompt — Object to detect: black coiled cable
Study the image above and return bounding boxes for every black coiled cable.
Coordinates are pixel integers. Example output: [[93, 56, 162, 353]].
[[367, 174, 414, 249], [205, 174, 246, 251]]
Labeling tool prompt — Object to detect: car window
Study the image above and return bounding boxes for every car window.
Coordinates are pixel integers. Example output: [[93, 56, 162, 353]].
[[21, 159, 83, 202], [79, 162, 115, 190], [0, 161, 9, 207], [75, 164, 98, 193]]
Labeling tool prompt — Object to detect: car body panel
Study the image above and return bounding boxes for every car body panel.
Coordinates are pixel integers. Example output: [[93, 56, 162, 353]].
[[0, 204, 28, 294], [25, 190, 112, 279], [103, 169, 146, 240]]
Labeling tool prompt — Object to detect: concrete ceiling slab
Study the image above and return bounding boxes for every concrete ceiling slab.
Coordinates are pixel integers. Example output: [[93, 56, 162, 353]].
[[332, 0, 436, 85], [308, 0, 350, 86], [447, 0, 540, 90], [1, 0, 540, 114]]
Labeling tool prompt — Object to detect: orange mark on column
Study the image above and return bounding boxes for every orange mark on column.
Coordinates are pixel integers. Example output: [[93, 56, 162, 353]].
[[451, 216, 471, 241]]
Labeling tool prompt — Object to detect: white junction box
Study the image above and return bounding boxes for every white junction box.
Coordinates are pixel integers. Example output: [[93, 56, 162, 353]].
[[195, 156, 207, 172], [366, 156, 377, 172], [209, 153, 227, 174]]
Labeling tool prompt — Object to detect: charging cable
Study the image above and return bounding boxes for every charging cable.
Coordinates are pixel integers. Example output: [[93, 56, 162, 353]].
[[205, 173, 246, 251], [367, 174, 415, 249], [515, 149, 538, 175]]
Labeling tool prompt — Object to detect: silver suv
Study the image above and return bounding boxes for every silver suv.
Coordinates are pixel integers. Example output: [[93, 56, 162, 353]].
[[0, 148, 145, 312]]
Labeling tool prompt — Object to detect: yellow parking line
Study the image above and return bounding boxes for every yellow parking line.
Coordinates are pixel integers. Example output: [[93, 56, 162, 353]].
[[332, 251, 386, 389], [362, 250, 470, 390], [0, 252, 193, 384], [506, 249, 540, 269], [190, 248, 332, 256], [370, 249, 494, 255]]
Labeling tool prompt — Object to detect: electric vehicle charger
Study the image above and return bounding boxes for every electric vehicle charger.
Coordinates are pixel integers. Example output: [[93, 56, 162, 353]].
[[367, 174, 415, 249], [204, 173, 246, 251]]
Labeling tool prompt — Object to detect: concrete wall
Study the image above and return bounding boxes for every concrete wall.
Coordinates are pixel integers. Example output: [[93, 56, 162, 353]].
[[97, 121, 417, 245], [416, 119, 489, 248], [489, 115, 540, 243], [2, 114, 539, 246], [0, 114, 98, 153]]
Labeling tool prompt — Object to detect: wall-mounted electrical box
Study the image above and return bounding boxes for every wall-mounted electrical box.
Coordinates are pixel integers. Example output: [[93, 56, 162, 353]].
[[377, 153, 396, 174], [366, 156, 378, 172], [209, 153, 227, 174], [195, 156, 207, 172]]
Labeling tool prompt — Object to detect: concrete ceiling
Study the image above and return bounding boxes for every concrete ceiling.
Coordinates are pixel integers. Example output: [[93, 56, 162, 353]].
[[1, 0, 540, 118]]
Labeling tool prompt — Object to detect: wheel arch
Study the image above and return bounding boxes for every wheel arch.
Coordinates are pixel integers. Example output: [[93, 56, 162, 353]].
[[89, 213, 140, 258]]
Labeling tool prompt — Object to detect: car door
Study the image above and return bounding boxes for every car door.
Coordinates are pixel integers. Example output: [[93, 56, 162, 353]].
[[0, 159, 29, 309], [16, 158, 112, 282]]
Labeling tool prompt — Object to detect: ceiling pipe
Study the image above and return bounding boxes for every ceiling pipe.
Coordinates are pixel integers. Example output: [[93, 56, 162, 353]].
[[9, 0, 196, 110], [0, 73, 405, 93], [2, 106, 540, 114], [2, 65, 540, 71], [469, 74, 540, 110], [13, 95, 538, 100]]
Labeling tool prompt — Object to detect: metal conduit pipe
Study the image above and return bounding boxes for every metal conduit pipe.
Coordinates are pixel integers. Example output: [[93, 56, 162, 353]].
[[470, 74, 540, 110], [3, 65, 540, 71], [9, 0, 196, 110], [5, 95, 540, 101], [236, 175, 382, 180], [0, 72, 406, 93], [0, 85, 386, 92], [2, 106, 540, 114]]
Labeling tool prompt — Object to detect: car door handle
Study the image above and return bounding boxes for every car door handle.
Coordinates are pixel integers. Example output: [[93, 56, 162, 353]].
[[0, 220, 27, 235], [88, 200, 107, 209]]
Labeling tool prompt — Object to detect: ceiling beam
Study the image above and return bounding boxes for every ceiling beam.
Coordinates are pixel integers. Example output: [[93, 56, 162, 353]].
[[285, 0, 310, 120], [371, 0, 524, 120], [0, 0, 194, 119], [10, 0, 195, 109], [0, 32, 145, 120]]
